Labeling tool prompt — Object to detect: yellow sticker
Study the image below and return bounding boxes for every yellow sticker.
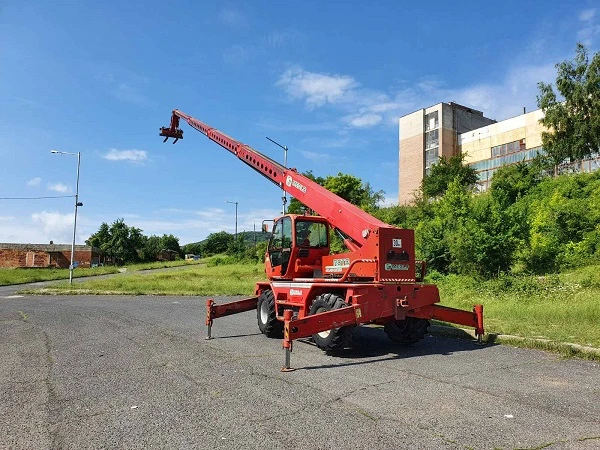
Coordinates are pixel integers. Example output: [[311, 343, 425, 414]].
[[355, 308, 362, 319]]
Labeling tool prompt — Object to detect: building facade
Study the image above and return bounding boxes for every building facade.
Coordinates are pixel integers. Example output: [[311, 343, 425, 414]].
[[399, 103, 600, 203], [0, 243, 104, 269], [399, 102, 496, 204]]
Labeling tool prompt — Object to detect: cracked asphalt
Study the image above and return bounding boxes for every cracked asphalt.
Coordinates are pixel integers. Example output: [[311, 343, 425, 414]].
[[1, 291, 599, 450]]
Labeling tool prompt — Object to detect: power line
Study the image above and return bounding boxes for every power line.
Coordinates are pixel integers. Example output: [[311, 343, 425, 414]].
[[0, 195, 75, 200]]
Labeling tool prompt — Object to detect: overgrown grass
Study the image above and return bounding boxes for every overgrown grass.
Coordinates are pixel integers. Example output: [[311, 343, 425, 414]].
[[0, 258, 205, 286], [431, 264, 600, 348], [30, 262, 264, 296], [0, 266, 120, 285]]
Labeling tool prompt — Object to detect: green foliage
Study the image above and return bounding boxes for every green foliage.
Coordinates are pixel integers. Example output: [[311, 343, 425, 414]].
[[421, 153, 478, 198], [141, 234, 181, 261], [515, 172, 600, 272], [201, 231, 234, 256], [537, 43, 600, 165], [490, 159, 546, 208], [87, 221, 181, 264], [86, 219, 145, 264], [287, 171, 384, 213], [182, 242, 203, 257]]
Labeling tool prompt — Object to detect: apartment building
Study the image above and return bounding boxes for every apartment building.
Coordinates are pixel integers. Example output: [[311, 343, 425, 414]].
[[399, 103, 600, 203]]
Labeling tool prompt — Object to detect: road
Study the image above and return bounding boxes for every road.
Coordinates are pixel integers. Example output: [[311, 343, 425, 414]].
[[1, 293, 599, 449]]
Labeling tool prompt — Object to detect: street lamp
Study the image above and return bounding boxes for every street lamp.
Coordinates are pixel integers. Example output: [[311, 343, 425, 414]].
[[224, 200, 238, 242], [266, 136, 288, 213], [51, 150, 82, 284]]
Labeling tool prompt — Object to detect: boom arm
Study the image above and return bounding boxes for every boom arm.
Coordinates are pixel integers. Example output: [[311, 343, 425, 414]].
[[160, 109, 391, 247]]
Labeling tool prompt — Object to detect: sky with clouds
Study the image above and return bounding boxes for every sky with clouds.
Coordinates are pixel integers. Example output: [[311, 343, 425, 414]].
[[1, 1, 598, 245]]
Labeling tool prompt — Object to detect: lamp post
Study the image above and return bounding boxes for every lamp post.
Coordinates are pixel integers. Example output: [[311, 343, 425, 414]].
[[224, 200, 238, 243], [266, 137, 288, 213], [51, 150, 82, 284]]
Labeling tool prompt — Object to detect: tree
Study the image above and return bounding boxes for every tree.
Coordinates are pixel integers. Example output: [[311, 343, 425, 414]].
[[537, 43, 600, 166], [489, 159, 545, 208], [287, 171, 384, 213], [86, 219, 146, 264], [86, 222, 110, 248], [421, 153, 478, 198], [201, 231, 233, 256]]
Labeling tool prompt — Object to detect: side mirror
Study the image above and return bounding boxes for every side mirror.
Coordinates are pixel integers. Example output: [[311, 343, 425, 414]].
[[262, 223, 269, 233]]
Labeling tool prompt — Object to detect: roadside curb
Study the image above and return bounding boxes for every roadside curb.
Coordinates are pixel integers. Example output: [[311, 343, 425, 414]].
[[429, 324, 600, 359]]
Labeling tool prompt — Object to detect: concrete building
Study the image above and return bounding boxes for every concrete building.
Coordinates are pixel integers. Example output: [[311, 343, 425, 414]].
[[0, 243, 104, 269], [460, 108, 546, 192], [399, 102, 496, 204], [399, 103, 600, 203]]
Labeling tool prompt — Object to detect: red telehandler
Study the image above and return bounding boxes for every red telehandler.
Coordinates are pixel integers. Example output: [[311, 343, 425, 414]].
[[160, 109, 484, 371]]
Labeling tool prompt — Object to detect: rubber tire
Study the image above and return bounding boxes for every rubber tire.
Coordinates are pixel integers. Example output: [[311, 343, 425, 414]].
[[257, 290, 283, 338], [309, 293, 354, 351], [384, 317, 430, 345]]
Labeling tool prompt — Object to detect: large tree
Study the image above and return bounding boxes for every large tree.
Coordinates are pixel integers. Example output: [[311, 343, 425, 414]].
[[86, 219, 145, 264], [537, 43, 600, 166]]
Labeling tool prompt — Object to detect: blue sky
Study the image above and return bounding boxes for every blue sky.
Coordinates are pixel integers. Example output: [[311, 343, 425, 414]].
[[1, 1, 598, 245]]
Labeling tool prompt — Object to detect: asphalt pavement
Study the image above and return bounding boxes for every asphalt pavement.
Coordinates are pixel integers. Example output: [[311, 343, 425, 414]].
[[1, 292, 599, 449]]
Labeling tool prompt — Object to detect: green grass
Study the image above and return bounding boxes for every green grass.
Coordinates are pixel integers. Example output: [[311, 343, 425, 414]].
[[0, 258, 205, 286], [433, 265, 600, 348], [0, 266, 120, 285], [28, 262, 264, 296]]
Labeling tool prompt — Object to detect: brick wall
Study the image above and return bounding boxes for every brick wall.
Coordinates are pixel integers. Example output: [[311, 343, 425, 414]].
[[0, 244, 101, 269]]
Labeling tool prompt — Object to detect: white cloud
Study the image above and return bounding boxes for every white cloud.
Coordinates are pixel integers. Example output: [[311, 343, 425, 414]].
[[300, 150, 332, 163], [123, 206, 282, 244], [95, 71, 152, 106], [103, 149, 148, 162], [578, 8, 600, 46], [277, 58, 558, 131], [27, 177, 41, 186], [0, 211, 82, 244], [32, 211, 74, 242], [579, 9, 596, 22], [277, 68, 359, 108], [47, 183, 70, 193], [345, 113, 383, 128]]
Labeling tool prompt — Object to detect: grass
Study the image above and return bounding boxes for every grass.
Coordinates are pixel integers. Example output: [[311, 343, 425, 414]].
[[0, 258, 204, 286], [433, 264, 600, 349], [0, 266, 120, 285], [27, 262, 265, 296]]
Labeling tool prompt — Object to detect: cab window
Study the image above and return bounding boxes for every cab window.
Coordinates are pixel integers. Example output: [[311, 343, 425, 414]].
[[295, 221, 328, 248]]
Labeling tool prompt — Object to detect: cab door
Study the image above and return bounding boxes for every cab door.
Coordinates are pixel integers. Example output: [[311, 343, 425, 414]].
[[266, 216, 292, 278]]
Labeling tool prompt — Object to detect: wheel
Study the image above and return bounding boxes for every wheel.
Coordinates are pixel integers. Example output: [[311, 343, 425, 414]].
[[257, 290, 283, 338], [309, 293, 354, 351], [384, 317, 429, 345]]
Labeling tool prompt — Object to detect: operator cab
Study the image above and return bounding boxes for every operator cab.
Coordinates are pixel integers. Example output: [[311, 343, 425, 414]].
[[265, 215, 329, 280]]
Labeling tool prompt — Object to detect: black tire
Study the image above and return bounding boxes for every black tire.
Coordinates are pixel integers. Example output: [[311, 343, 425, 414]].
[[309, 293, 354, 351], [384, 317, 430, 345], [257, 290, 283, 338]]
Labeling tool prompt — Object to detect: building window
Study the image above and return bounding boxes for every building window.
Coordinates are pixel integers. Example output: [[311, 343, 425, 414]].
[[491, 139, 525, 158], [425, 129, 439, 149], [425, 111, 438, 132], [425, 147, 438, 176]]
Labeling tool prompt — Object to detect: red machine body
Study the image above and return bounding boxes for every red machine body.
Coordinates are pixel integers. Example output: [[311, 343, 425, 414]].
[[160, 109, 484, 370]]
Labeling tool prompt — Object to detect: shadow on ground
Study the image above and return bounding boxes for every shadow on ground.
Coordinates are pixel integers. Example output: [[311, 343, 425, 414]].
[[297, 325, 494, 370]]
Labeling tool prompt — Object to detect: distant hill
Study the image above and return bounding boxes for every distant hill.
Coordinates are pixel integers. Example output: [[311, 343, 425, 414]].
[[187, 230, 271, 248]]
